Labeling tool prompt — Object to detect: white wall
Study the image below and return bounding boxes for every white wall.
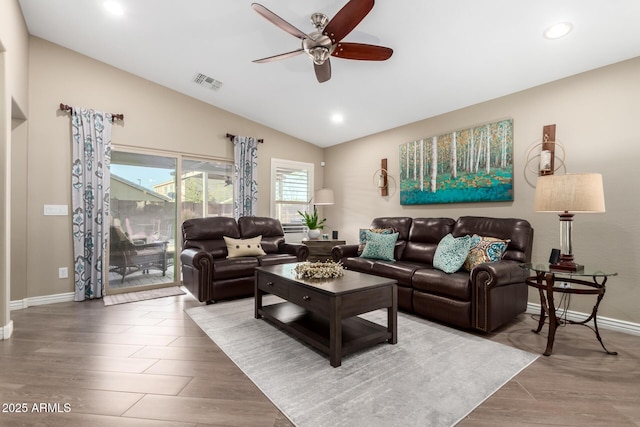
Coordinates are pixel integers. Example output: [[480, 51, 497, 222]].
[[324, 57, 640, 324]]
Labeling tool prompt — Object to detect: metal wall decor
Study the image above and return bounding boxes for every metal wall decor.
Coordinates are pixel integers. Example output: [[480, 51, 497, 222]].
[[400, 118, 514, 205]]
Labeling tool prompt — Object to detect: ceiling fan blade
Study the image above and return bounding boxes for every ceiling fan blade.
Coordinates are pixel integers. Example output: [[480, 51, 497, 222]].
[[252, 3, 309, 40], [332, 42, 393, 61], [323, 0, 374, 43], [253, 49, 304, 63], [314, 60, 331, 83]]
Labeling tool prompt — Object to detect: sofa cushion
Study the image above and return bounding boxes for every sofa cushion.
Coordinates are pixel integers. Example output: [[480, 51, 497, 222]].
[[224, 235, 266, 258], [433, 233, 472, 273], [238, 216, 285, 238], [403, 218, 456, 263], [452, 216, 532, 263], [360, 231, 399, 261], [463, 234, 510, 271], [182, 217, 241, 258], [238, 217, 287, 253], [371, 260, 426, 287], [212, 257, 260, 280], [412, 268, 471, 301]]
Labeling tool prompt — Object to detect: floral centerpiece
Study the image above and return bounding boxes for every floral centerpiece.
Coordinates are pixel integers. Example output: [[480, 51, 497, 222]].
[[294, 261, 344, 279]]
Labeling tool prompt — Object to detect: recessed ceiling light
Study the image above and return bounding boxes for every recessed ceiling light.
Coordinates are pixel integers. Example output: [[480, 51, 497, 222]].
[[331, 113, 344, 124], [103, 1, 124, 16], [544, 22, 573, 39]]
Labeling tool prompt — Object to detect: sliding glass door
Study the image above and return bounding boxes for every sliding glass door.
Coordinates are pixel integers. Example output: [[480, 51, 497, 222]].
[[106, 150, 234, 293], [108, 151, 177, 292], [181, 159, 234, 219]]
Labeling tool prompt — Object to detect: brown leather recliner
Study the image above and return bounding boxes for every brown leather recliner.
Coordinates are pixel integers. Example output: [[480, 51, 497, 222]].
[[332, 216, 533, 332], [180, 216, 309, 304]]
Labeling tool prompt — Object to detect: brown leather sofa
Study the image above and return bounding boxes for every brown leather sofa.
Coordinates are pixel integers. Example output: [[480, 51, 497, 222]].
[[180, 216, 309, 304], [331, 216, 533, 332]]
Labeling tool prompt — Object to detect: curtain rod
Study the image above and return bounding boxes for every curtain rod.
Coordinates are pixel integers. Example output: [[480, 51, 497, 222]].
[[226, 133, 264, 143], [59, 103, 124, 122]]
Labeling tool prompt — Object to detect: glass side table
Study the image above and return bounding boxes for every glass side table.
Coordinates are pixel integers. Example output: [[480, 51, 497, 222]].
[[521, 263, 618, 356]]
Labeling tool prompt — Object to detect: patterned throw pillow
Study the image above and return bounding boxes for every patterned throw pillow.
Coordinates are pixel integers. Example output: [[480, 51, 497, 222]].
[[463, 234, 510, 271], [357, 227, 395, 255], [224, 235, 266, 258], [433, 234, 472, 274], [359, 231, 399, 261]]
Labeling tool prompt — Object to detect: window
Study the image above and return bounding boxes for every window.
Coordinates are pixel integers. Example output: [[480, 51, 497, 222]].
[[181, 158, 234, 219], [271, 159, 314, 233]]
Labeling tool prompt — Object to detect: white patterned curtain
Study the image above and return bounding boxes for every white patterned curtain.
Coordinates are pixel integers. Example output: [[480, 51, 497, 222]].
[[233, 136, 258, 218], [71, 108, 112, 301]]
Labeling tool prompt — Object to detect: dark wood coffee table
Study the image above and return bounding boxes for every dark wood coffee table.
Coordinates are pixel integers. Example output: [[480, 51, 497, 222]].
[[255, 263, 397, 367]]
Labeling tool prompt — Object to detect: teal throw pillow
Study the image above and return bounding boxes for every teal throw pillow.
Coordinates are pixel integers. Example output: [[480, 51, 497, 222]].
[[433, 233, 472, 273], [357, 227, 395, 255], [360, 231, 399, 261]]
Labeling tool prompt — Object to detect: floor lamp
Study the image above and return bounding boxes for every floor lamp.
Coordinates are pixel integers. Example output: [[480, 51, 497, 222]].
[[313, 188, 334, 206], [534, 173, 605, 272]]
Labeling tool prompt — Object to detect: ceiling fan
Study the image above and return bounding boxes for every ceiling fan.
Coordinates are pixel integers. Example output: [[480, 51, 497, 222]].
[[251, 0, 393, 83]]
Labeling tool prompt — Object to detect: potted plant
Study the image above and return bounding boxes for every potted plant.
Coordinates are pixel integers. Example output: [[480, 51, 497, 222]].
[[298, 208, 326, 239]]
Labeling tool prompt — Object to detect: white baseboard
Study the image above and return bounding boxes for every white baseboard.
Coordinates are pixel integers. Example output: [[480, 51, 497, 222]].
[[526, 302, 640, 336], [0, 320, 14, 340], [10, 292, 75, 311]]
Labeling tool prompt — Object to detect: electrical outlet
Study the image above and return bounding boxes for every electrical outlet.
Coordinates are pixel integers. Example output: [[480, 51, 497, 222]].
[[58, 267, 68, 279]]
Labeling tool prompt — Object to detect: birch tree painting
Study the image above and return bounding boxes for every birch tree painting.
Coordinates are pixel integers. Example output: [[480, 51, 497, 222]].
[[400, 119, 513, 205]]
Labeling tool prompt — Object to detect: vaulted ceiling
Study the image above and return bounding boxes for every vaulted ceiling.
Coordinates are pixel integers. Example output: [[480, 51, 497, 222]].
[[18, 0, 640, 147]]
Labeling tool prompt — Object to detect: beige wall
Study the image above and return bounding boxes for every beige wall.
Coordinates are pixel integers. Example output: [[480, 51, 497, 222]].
[[21, 36, 322, 300], [324, 57, 640, 324], [1, 0, 30, 335]]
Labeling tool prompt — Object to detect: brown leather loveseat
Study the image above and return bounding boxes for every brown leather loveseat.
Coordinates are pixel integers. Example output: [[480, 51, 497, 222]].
[[181, 216, 309, 304], [332, 216, 533, 332]]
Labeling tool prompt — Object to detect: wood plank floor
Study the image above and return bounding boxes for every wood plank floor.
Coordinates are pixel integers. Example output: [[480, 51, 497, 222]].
[[1, 292, 638, 426]]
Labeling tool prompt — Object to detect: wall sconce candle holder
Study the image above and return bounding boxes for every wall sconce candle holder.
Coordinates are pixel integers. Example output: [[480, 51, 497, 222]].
[[373, 158, 388, 196]]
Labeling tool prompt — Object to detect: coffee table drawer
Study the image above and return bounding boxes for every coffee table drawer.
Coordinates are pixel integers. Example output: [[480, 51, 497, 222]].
[[257, 276, 289, 299], [289, 286, 329, 316]]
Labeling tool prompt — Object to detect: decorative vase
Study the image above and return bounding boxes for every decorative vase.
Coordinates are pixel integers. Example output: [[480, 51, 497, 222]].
[[307, 229, 321, 239]]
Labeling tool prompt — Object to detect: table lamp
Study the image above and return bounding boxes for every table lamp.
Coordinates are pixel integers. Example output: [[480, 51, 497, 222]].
[[534, 173, 605, 271]]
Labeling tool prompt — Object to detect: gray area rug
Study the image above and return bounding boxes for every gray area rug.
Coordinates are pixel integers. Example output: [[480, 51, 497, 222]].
[[186, 296, 538, 427], [104, 286, 185, 306]]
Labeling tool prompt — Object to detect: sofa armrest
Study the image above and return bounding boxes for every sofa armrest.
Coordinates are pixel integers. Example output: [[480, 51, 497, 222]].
[[180, 248, 213, 269], [331, 244, 360, 262], [471, 260, 528, 289], [471, 260, 529, 332], [180, 249, 215, 303], [279, 242, 310, 261]]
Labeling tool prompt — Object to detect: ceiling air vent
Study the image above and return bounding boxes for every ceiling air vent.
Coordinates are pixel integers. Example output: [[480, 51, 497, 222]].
[[193, 73, 223, 91]]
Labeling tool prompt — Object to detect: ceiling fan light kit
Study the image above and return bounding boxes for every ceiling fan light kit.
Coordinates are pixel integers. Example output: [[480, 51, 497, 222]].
[[252, 0, 393, 83]]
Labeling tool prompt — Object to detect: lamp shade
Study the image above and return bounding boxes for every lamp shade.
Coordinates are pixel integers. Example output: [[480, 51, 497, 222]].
[[534, 173, 605, 213], [314, 188, 334, 205]]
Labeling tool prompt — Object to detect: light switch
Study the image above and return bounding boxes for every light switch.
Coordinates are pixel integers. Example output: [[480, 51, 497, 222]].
[[44, 205, 68, 216]]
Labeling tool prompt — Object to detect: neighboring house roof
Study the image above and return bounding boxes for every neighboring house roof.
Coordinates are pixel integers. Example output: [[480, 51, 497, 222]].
[[111, 174, 172, 202]]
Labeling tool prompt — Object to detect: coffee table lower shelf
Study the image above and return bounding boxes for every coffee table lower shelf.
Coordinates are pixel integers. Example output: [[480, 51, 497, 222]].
[[258, 301, 392, 362]]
